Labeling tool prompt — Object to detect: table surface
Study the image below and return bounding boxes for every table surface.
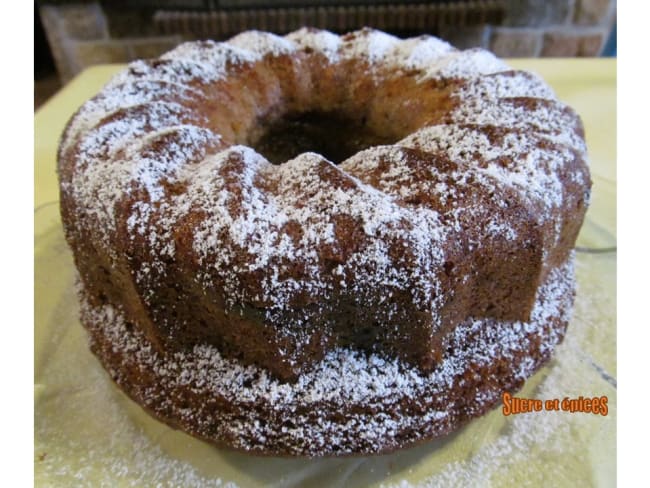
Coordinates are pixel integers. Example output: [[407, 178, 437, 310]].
[[35, 59, 616, 487]]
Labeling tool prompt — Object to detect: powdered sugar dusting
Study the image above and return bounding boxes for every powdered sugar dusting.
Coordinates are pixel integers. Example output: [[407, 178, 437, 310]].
[[37, 393, 236, 487], [381, 256, 614, 487], [451, 97, 585, 152], [421, 48, 508, 79], [460, 70, 557, 100], [228, 30, 297, 56], [396, 123, 586, 266], [61, 27, 584, 267], [60, 79, 205, 156], [68, 118, 219, 248], [161, 40, 259, 75], [286, 28, 342, 63], [384, 36, 456, 71], [169, 147, 447, 311], [58, 28, 591, 457], [80, 259, 574, 456], [340, 28, 400, 64]]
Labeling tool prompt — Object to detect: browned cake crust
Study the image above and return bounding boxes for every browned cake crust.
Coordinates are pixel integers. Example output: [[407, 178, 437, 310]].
[[58, 28, 591, 456], [79, 258, 574, 456]]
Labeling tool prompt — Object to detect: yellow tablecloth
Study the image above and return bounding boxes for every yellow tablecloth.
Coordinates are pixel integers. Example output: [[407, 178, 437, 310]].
[[35, 59, 616, 487]]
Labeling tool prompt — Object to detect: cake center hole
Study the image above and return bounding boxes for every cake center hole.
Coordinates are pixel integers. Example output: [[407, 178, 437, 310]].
[[252, 111, 396, 165]]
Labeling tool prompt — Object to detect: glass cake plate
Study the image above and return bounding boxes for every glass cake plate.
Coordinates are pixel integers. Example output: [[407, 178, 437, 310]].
[[35, 59, 616, 487]]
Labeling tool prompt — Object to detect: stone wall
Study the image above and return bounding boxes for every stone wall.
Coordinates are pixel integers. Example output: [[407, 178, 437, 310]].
[[490, 0, 615, 57], [39, 2, 182, 82], [38, 0, 616, 83]]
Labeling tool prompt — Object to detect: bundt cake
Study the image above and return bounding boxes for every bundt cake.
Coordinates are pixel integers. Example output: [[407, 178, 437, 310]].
[[58, 27, 591, 456]]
